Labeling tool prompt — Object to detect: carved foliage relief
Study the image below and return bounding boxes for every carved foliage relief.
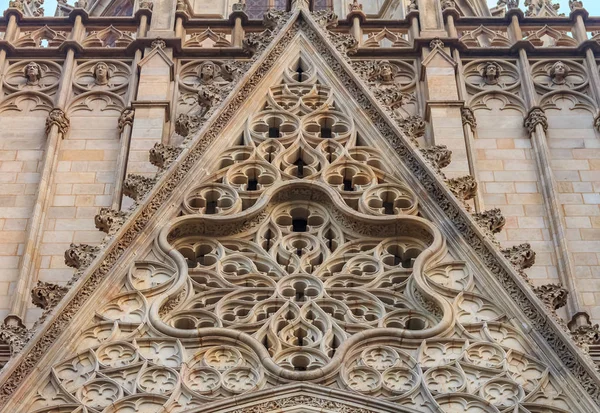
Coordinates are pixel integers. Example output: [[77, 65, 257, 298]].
[[19, 57, 586, 413]]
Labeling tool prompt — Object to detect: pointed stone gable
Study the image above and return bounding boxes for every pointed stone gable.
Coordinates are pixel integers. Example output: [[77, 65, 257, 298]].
[[1, 8, 600, 413]]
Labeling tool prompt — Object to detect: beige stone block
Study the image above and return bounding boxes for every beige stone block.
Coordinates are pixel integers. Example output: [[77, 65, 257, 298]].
[[477, 160, 503, 171], [60, 150, 106, 161], [517, 217, 545, 229], [485, 182, 515, 194], [506, 193, 543, 205], [515, 182, 538, 193], [566, 217, 592, 228], [581, 229, 600, 241], [53, 196, 76, 207], [563, 204, 600, 216], [42, 231, 73, 243], [558, 193, 582, 204]]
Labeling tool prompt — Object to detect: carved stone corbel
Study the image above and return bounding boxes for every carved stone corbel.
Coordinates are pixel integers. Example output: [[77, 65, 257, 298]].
[[524, 108, 548, 133], [0, 322, 30, 356], [64, 243, 100, 270], [461, 107, 477, 130], [447, 175, 478, 204], [31, 281, 68, 311], [149, 143, 182, 170], [123, 174, 157, 201], [420, 145, 452, 173], [502, 243, 536, 270], [533, 283, 568, 311], [473, 208, 506, 234], [94, 208, 128, 235], [45, 108, 70, 136], [118, 107, 134, 132]]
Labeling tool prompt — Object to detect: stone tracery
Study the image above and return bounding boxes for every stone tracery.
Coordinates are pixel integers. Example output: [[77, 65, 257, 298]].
[[18, 53, 587, 413]]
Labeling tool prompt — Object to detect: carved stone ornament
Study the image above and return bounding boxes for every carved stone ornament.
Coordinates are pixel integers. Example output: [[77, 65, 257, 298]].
[[31, 281, 68, 311], [571, 324, 600, 349], [461, 107, 477, 129], [348, 0, 362, 12], [94, 207, 128, 235], [117, 107, 134, 132], [480, 61, 502, 85], [406, 0, 418, 12], [74, 0, 88, 8], [506, 0, 519, 8], [64, 243, 101, 269], [176, 0, 188, 12], [312, 10, 338, 28], [531, 60, 588, 92], [73, 60, 131, 95], [533, 283, 568, 311], [420, 145, 452, 173], [5, 14, 600, 412], [441, 0, 456, 9], [123, 174, 157, 201], [502, 243, 536, 270], [325, 31, 359, 56], [0, 322, 30, 356], [149, 142, 182, 169], [397, 115, 426, 143], [232, 0, 246, 12], [151, 38, 166, 49], [473, 208, 506, 234], [463, 60, 521, 93], [524, 108, 548, 133], [8, 0, 24, 11], [569, 0, 584, 11], [3, 60, 62, 95], [447, 175, 478, 203], [175, 113, 201, 137], [139, 0, 153, 9], [23, 61, 42, 86], [595, 112, 600, 132], [429, 37, 445, 50], [45, 108, 70, 136]]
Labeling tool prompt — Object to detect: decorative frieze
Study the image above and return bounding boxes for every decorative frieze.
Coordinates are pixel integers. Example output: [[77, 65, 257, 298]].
[[502, 243, 536, 270], [45, 108, 70, 136], [94, 208, 128, 235], [123, 174, 157, 201], [31, 281, 68, 311], [524, 108, 548, 133], [420, 145, 452, 173], [64, 243, 100, 270], [149, 143, 182, 170], [533, 283, 569, 310]]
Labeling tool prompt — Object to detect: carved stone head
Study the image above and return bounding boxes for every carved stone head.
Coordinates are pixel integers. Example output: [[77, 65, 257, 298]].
[[93, 61, 111, 85], [23, 62, 42, 85], [480, 62, 502, 85], [377, 60, 395, 83], [197, 61, 220, 84], [549, 61, 569, 85]]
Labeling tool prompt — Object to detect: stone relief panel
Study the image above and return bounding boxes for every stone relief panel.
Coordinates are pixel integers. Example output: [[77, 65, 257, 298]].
[[463, 60, 520, 95], [17, 56, 587, 413], [2, 60, 62, 98], [72, 60, 131, 97], [531, 60, 589, 95]]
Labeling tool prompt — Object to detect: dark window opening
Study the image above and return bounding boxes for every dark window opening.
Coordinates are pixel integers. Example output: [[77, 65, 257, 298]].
[[292, 218, 307, 232], [321, 126, 332, 139], [269, 127, 280, 138], [247, 178, 258, 191], [343, 179, 353, 191]]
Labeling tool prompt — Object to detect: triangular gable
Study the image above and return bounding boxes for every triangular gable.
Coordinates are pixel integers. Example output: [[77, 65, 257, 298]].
[[1, 8, 599, 413]]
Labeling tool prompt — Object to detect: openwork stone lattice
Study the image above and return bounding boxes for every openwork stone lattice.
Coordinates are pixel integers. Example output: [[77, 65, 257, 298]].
[[19, 53, 586, 413]]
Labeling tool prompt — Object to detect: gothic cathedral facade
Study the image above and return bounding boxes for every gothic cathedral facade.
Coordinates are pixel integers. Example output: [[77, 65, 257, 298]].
[[1, 0, 600, 412]]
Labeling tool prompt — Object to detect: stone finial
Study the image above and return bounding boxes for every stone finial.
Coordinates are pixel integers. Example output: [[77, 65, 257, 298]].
[[118, 108, 134, 132], [149, 143, 182, 170], [123, 174, 157, 201], [94, 208, 128, 235], [441, 0, 456, 10], [232, 0, 246, 12], [524, 108, 548, 133], [349, 0, 362, 12], [447, 176, 478, 202], [533, 283, 568, 310], [45, 109, 70, 136], [0, 322, 29, 356], [473, 208, 506, 234], [502, 243, 536, 270], [8, 0, 25, 11], [31, 281, 68, 311], [64, 243, 100, 269], [139, 0, 153, 9], [420, 145, 452, 172], [406, 0, 418, 12], [569, 0, 583, 11], [312, 10, 338, 28], [461, 107, 477, 129]]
